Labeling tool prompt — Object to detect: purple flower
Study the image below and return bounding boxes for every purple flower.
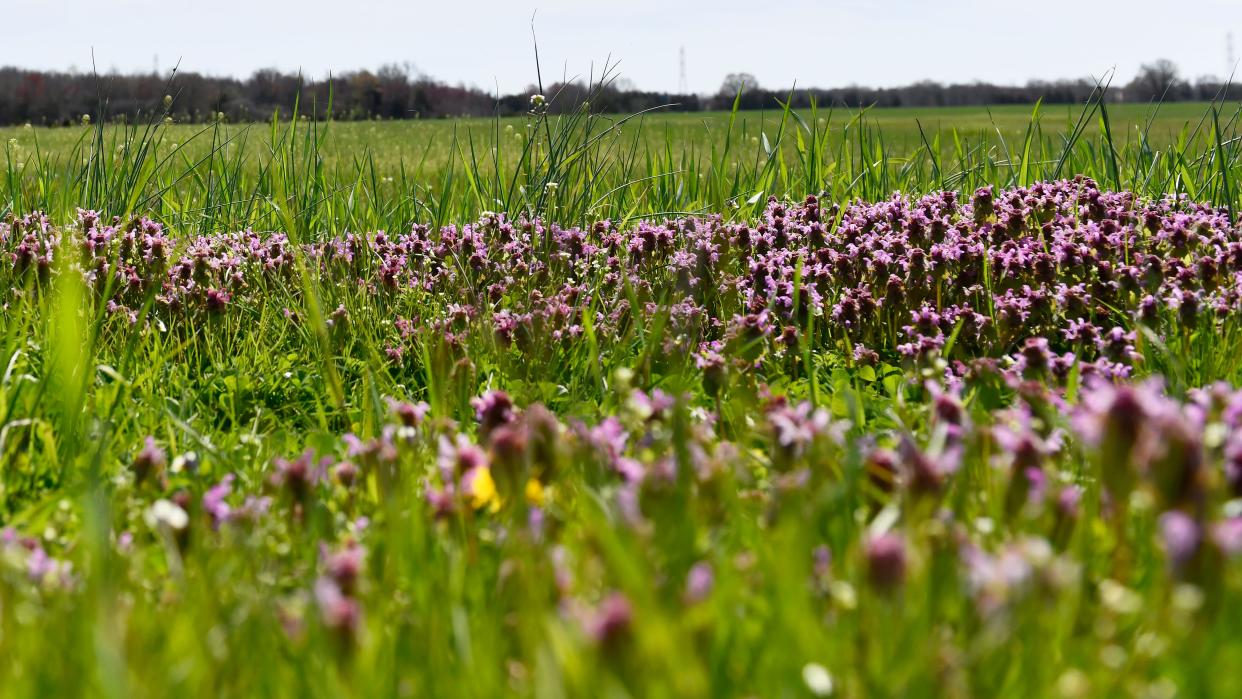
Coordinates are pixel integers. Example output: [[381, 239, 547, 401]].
[[205, 288, 230, 312], [270, 450, 323, 502], [1159, 511, 1202, 570], [203, 474, 234, 526], [437, 434, 488, 483], [324, 542, 365, 595], [132, 436, 166, 484], [865, 533, 907, 591], [388, 399, 429, 428], [587, 592, 633, 646], [1212, 518, 1242, 556], [314, 578, 362, 639], [768, 401, 831, 452], [472, 390, 516, 439], [684, 562, 714, 604]]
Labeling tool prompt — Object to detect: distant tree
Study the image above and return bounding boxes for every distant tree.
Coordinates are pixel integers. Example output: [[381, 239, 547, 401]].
[[1127, 59, 1184, 101], [0, 59, 1228, 126], [718, 72, 758, 97]]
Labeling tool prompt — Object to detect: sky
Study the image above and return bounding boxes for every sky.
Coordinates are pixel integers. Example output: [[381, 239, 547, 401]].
[[3, 0, 1241, 94]]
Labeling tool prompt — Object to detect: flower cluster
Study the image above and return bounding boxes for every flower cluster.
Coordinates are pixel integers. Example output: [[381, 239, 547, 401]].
[[6, 180, 1242, 693], [5, 178, 1242, 390]]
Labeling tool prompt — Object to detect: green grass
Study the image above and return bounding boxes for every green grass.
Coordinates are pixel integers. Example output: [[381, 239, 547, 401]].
[[2, 90, 1242, 697], [5, 98, 1242, 236]]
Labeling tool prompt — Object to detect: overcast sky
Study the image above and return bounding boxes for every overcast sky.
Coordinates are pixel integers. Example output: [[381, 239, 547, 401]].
[[3, 0, 1241, 94]]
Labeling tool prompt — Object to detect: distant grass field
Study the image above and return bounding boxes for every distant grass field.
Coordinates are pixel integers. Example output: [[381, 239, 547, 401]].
[[5, 99, 1242, 236], [4, 102, 1230, 170]]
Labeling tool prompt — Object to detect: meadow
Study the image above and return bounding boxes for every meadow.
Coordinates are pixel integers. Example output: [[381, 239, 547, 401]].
[[2, 93, 1242, 697], [5, 99, 1242, 235]]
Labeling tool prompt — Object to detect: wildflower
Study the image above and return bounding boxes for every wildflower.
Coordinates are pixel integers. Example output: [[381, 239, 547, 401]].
[[314, 577, 362, 640], [853, 345, 880, 366], [334, 461, 359, 487], [864, 532, 907, 591], [802, 663, 835, 697], [389, 399, 430, 428], [131, 436, 166, 485], [1075, 380, 1166, 500], [461, 464, 498, 511], [472, 390, 516, 440], [205, 288, 231, 312], [587, 592, 633, 647], [1159, 511, 1202, 572], [899, 436, 959, 498], [144, 499, 189, 532], [768, 401, 831, 453], [271, 450, 322, 502], [927, 381, 966, 432], [1213, 518, 1242, 556], [489, 422, 530, 478], [438, 434, 488, 481], [325, 542, 364, 595], [695, 348, 728, 397], [524, 478, 545, 506], [684, 562, 714, 604], [26, 546, 72, 587], [425, 484, 456, 519], [203, 475, 234, 526], [628, 388, 676, 422]]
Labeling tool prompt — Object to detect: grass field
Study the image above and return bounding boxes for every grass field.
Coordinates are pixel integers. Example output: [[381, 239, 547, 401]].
[[5, 99, 1242, 234], [2, 94, 1242, 697]]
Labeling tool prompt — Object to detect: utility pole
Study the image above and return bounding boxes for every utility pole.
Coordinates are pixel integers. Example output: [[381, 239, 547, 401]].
[[678, 46, 688, 94]]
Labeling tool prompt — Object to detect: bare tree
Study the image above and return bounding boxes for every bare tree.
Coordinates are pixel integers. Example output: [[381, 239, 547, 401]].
[[718, 72, 758, 97], [1127, 59, 1184, 101], [0, 59, 1229, 126]]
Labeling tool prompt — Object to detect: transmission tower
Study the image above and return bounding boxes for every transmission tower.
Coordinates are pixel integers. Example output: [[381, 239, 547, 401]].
[[678, 46, 688, 94], [1229, 32, 1236, 78]]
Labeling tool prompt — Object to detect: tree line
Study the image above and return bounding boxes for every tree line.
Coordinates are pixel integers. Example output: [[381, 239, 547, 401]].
[[0, 59, 1236, 126]]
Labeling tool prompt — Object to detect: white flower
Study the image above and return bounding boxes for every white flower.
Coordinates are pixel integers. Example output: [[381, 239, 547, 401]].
[[170, 451, 198, 474], [144, 499, 189, 531], [529, 93, 546, 108], [802, 663, 834, 696]]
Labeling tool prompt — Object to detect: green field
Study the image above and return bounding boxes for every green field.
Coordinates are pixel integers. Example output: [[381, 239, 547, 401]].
[[5, 100, 1242, 236], [3, 95, 1242, 697]]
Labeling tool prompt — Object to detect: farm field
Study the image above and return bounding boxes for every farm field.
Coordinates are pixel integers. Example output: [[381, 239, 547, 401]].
[[5, 100, 1242, 234], [2, 96, 1242, 698], [4, 101, 1235, 171]]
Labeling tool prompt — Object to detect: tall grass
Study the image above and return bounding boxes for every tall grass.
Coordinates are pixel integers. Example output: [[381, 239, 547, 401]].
[[4, 81, 1242, 235]]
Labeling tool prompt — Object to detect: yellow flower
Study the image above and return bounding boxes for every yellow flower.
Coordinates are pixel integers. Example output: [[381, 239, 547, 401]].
[[525, 478, 545, 507], [466, 466, 498, 511]]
